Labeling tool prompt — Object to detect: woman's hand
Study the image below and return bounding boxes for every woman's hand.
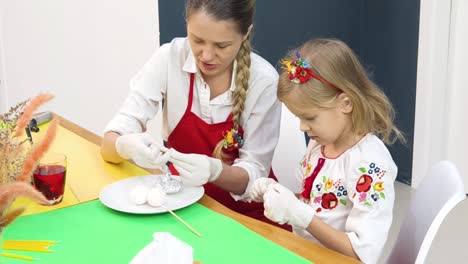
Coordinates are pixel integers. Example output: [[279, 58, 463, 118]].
[[166, 149, 223, 186], [115, 133, 167, 169], [250, 178, 278, 202]]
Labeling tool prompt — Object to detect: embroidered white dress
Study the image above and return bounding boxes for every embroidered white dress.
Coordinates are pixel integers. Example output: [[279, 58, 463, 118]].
[[294, 134, 397, 264]]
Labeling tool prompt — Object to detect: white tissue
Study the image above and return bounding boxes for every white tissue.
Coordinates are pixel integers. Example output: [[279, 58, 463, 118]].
[[130, 232, 193, 264], [129, 184, 150, 205]]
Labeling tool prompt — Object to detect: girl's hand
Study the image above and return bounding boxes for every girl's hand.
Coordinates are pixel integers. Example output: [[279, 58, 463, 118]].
[[263, 184, 315, 229]]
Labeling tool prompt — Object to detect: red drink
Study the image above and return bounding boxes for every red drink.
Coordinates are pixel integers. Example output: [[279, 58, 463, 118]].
[[33, 153, 67, 205]]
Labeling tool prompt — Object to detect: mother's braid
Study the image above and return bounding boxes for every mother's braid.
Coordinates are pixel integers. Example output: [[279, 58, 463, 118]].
[[232, 35, 251, 130], [212, 36, 251, 162]]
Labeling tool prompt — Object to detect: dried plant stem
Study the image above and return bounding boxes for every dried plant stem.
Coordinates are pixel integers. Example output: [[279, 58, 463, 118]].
[[0, 93, 56, 230], [16, 116, 59, 182]]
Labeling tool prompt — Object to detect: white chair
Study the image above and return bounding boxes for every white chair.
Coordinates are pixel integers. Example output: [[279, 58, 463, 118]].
[[271, 103, 307, 193], [386, 160, 466, 264]]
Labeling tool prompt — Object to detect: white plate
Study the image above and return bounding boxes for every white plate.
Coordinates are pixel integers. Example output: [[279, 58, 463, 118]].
[[99, 175, 204, 214]]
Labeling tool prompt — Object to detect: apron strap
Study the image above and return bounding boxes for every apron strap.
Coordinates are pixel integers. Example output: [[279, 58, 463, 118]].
[[184, 73, 196, 114]]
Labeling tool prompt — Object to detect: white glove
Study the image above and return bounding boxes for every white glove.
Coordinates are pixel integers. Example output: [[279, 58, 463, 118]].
[[166, 148, 223, 186], [263, 184, 315, 229], [250, 178, 278, 202], [115, 133, 167, 169]]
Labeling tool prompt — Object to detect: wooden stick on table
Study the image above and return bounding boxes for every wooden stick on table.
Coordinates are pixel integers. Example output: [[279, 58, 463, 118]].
[[3, 240, 59, 252], [2, 252, 39, 261], [161, 205, 202, 238]]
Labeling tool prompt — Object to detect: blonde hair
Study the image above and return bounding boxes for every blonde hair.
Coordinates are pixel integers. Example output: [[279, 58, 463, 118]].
[[278, 38, 405, 145], [185, 0, 255, 162]]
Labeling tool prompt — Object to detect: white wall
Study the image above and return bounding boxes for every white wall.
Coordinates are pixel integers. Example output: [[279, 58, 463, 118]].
[[445, 0, 468, 192], [413, 0, 468, 192], [0, 0, 159, 135]]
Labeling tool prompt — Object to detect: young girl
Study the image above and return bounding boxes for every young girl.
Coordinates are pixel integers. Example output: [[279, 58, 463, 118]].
[[101, 0, 287, 229], [250, 38, 405, 263]]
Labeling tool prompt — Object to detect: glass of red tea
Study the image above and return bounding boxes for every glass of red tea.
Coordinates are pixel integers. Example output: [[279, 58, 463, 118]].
[[33, 152, 67, 205]]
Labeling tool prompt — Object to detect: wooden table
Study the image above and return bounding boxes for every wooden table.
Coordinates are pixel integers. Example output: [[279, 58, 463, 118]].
[[13, 114, 360, 264]]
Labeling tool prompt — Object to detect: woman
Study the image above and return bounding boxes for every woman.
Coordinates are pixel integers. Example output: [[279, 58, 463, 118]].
[[101, 0, 286, 229]]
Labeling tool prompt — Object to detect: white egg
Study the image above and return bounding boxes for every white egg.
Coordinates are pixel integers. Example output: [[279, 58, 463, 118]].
[[147, 186, 167, 207], [129, 184, 150, 205]]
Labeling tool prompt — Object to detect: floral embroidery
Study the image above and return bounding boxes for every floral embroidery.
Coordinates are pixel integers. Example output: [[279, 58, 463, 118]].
[[301, 158, 325, 200], [325, 178, 333, 191], [305, 164, 312, 175], [356, 174, 373, 192], [309, 175, 348, 213], [321, 193, 338, 210], [313, 196, 322, 204], [353, 162, 387, 206], [359, 192, 367, 202], [299, 154, 352, 213], [374, 182, 384, 192]]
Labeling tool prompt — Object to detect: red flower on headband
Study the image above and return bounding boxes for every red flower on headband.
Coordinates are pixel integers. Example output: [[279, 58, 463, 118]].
[[288, 66, 313, 84], [281, 51, 342, 92], [297, 68, 313, 83], [282, 54, 315, 84]]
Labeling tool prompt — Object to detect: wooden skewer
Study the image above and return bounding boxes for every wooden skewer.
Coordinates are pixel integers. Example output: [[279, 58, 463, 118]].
[[2, 252, 39, 261], [2, 244, 54, 252], [5, 240, 61, 244], [3, 240, 57, 252], [3, 240, 60, 246], [161, 205, 202, 237]]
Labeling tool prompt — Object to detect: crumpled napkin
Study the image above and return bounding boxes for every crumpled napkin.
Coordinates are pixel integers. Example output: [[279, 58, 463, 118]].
[[130, 232, 194, 264]]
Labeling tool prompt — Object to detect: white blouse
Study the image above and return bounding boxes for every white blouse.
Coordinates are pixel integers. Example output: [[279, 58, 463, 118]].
[[104, 37, 281, 199], [294, 134, 397, 264]]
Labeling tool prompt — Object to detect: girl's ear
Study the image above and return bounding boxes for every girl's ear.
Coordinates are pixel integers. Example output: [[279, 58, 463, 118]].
[[338, 93, 353, 114]]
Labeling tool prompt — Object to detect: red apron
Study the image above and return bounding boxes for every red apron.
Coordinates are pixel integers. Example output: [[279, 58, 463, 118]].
[[167, 73, 291, 231]]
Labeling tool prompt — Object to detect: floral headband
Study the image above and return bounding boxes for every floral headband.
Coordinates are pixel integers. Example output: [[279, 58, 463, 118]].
[[280, 50, 342, 93]]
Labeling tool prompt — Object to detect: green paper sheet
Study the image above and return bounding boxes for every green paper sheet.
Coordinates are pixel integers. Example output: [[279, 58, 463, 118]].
[[2, 201, 312, 264]]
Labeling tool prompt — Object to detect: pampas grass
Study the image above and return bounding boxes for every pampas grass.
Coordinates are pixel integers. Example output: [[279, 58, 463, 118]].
[[0, 93, 57, 232], [16, 117, 58, 182]]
